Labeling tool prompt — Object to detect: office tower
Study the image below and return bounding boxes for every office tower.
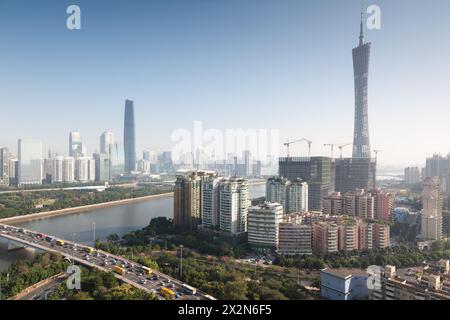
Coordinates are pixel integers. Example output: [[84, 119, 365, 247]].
[[279, 157, 333, 211], [247, 203, 283, 249], [202, 176, 222, 228], [312, 222, 339, 256], [69, 131, 83, 158], [266, 177, 288, 211], [8, 158, 18, 186], [124, 99, 136, 173], [142, 150, 151, 161], [18, 139, 43, 186], [87, 158, 96, 181], [372, 189, 394, 221], [62, 157, 75, 182], [219, 177, 249, 235], [404, 167, 421, 185], [243, 150, 253, 177], [100, 131, 115, 154], [75, 157, 90, 182], [43, 157, 53, 184], [173, 171, 203, 230], [158, 152, 174, 174], [0, 147, 10, 186], [323, 192, 344, 215], [94, 153, 111, 182], [421, 177, 443, 240], [136, 159, 151, 174], [51, 157, 64, 183], [352, 12, 371, 159], [110, 142, 125, 177], [335, 158, 376, 194], [278, 214, 312, 255], [286, 179, 309, 213]]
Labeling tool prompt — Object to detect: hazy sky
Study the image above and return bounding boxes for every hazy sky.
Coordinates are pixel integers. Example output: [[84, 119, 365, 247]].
[[1, 0, 450, 169]]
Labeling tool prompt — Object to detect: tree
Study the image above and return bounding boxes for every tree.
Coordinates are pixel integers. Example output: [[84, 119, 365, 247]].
[[223, 281, 248, 300]]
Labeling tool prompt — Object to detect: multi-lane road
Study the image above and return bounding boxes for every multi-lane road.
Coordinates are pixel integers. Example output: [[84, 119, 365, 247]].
[[0, 223, 214, 300]]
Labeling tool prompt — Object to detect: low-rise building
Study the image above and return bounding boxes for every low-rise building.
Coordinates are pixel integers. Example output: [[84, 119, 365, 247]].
[[320, 268, 369, 300]]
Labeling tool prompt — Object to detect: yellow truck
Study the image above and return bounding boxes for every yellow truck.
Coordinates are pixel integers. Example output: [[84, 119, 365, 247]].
[[160, 287, 175, 299], [114, 266, 125, 275]]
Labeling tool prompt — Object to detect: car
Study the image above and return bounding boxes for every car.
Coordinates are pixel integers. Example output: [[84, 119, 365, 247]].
[[152, 275, 159, 281], [140, 279, 147, 285]]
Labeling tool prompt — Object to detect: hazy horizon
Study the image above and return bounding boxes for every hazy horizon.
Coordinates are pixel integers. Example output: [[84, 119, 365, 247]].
[[1, 0, 450, 169]]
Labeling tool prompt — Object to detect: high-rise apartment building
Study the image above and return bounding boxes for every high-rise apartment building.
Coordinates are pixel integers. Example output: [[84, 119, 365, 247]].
[[51, 157, 63, 183], [0, 147, 10, 186], [421, 177, 443, 240], [286, 179, 309, 213], [219, 177, 249, 235], [18, 139, 43, 186], [62, 157, 75, 182], [124, 99, 136, 173], [202, 176, 222, 228], [94, 153, 111, 182], [404, 167, 421, 185], [247, 203, 283, 249], [173, 171, 217, 231], [312, 222, 339, 256], [278, 214, 312, 255], [344, 189, 374, 219], [323, 192, 345, 215], [75, 157, 90, 182], [266, 177, 288, 211]]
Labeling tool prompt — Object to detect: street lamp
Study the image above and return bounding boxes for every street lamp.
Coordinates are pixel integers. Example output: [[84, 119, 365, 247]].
[[179, 245, 184, 280], [92, 221, 96, 244]]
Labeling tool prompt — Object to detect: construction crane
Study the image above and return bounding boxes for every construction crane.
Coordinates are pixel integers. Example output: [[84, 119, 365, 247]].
[[283, 139, 304, 158], [374, 149, 383, 162], [323, 143, 340, 158], [337, 143, 351, 159], [284, 139, 313, 157], [301, 139, 313, 157]]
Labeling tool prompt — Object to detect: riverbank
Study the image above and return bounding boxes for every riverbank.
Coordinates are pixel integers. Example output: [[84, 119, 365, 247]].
[[0, 192, 174, 225]]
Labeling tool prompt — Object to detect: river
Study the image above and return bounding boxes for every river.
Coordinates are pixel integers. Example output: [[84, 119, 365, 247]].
[[0, 183, 266, 271]]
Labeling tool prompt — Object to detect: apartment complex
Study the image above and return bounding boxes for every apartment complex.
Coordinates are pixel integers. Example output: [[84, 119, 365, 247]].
[[323, 188, 393, 222], [371, 260, 450, 300], [266, 176, 308, 214], [247, 203, 283, 249], [278, 214, 312, 255], [404, 167, 421, 185]]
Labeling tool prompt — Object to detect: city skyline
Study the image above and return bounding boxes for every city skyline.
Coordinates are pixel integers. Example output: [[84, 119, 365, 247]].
[[1, 0, 450, 168]]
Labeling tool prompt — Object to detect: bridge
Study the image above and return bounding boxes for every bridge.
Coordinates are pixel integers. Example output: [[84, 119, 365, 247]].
[[0, 223, 214, 300]]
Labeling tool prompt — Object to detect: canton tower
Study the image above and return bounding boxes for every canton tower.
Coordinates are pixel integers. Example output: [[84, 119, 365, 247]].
[[352, 12, 371, 159]]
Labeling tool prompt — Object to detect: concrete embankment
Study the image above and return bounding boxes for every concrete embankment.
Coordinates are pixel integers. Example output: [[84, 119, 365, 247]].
[[0, 192, 174, 225]]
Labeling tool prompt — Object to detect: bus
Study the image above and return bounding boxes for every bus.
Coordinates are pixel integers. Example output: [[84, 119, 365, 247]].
[[160, 287, 175, 299], [141, 266, 153, 275], [182, 284, 197, 295], [56, 240, 65, 246], [114, 266, 125, 275]]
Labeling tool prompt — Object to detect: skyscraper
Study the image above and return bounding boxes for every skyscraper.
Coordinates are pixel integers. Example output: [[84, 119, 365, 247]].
[[18, 139, 43, 186], [124, 99, 136, 173], [0, 147, 10, 186], [100, 131, 115, 154], [421, 177, 443, 240], [69, 131, 83, 158], [352, 12, 371, 159]]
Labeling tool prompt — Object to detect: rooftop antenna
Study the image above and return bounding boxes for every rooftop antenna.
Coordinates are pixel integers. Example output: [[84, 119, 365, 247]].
[[359, 5, 365, 46]]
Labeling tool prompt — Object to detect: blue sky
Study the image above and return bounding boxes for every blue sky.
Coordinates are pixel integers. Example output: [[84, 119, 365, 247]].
[[1, 0, 450, 168]]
